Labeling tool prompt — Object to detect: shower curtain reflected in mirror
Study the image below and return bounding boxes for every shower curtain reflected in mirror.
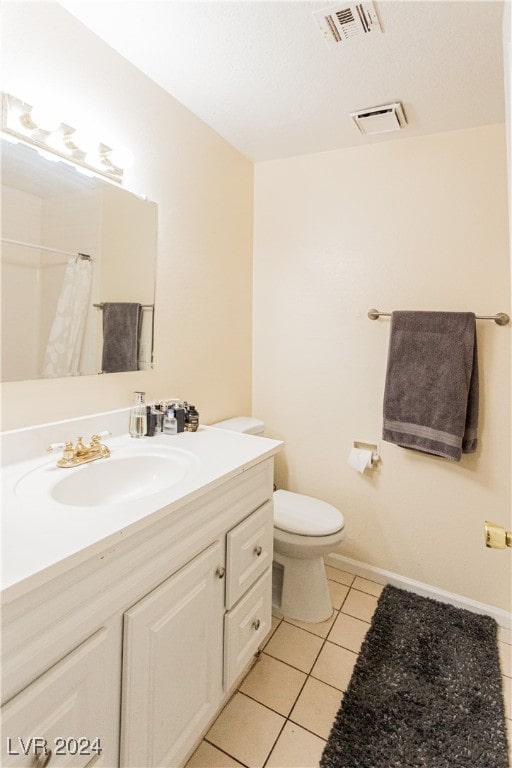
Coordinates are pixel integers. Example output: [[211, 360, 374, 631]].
[[42, 257, 93, 378]]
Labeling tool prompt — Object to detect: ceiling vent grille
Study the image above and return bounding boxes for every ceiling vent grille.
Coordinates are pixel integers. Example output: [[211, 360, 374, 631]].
[[350, 102, 407, 135], [313, 2, 382, 48]]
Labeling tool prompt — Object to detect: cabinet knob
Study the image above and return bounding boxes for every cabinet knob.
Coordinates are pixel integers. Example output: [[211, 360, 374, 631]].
[[253, 545, 263, 556], [34, 748, 52, 768], [252, 619, 261, 630], [216, 566, 226, 579]]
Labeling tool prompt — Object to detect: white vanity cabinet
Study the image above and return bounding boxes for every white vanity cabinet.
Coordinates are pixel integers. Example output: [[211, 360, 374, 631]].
[[1, 453, 276, 768]]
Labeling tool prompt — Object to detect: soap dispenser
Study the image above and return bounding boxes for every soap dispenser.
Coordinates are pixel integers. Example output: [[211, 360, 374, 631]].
[[129, 391, 147, 438]]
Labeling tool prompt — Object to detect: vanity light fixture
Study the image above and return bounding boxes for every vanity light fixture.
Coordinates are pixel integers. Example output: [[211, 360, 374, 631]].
[[1, 92, 129, 183]]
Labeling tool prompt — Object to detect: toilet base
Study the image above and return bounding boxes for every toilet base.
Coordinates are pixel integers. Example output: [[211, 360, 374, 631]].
[[272, 551, 333, 623]]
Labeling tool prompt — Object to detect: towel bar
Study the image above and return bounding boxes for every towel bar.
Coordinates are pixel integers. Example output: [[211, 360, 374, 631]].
[[367, 309, 510, 326], [94, 303, 154, 310]]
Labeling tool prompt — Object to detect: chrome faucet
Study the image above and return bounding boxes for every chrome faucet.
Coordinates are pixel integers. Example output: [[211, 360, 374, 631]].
[[47, 431, 111, 468]]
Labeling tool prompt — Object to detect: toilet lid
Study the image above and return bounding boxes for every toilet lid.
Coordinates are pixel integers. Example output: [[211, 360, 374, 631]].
[[273, 489, 345, 536]]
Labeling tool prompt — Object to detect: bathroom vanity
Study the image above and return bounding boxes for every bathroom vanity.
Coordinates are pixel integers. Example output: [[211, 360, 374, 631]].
[[1, 411, 282, 767]]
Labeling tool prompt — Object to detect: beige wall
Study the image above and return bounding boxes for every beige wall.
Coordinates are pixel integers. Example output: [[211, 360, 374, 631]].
[[253, 125, 511, 611], [0, 1, 253, 428]]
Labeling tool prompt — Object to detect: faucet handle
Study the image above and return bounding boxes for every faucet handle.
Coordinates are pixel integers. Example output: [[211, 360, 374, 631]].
[[48, 441, 75, 463], [62, 442, 75, 461], [90, 432, 111, 458], [47, 442, 65, 453]]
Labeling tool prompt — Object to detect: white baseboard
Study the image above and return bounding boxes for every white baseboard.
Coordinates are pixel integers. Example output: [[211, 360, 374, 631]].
[[325, 553, 512, 630]]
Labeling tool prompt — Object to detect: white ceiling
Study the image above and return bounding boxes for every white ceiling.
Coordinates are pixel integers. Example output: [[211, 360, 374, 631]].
[[57, 0, 505, 162]]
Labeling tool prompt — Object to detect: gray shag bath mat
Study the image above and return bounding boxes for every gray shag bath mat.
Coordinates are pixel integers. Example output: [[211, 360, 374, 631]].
[[321, 585, 509, 768]]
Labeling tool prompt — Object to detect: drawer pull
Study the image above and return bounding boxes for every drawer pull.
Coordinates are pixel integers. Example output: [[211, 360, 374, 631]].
[[252, 619, 261, 630], [254, 545, 263, 556], [216, 566, 226, 579], [34, 749, 52, 768]]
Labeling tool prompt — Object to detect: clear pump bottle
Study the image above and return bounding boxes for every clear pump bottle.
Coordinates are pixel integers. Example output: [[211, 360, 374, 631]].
[[163, 408, 178, 435], [129, 391, 147, 438]]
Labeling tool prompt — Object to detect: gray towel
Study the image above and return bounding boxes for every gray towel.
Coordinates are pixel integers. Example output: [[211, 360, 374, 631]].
[[382, 311, 479, 461], [101, 302, 141, 373]]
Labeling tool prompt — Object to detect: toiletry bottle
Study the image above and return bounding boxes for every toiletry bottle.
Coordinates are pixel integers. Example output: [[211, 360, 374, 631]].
[[171, 401, 186, 433], [174, 406, 185, 433], [163, 408, 178, 435], [152, 404, 164, 433], [185, 404, 199, 432], [129, 391, 147, 438], [146, 406, 156, 437]]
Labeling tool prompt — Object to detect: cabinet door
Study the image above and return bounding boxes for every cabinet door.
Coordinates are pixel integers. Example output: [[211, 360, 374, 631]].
[[225, 501, 273, 609], [224, 569, 272, 690], [1, 627, 114, 768], [120, 541, 224, 768]]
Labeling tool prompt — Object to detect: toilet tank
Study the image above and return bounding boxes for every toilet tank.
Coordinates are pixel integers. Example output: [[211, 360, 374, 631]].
[[210, 416, 265, 435]]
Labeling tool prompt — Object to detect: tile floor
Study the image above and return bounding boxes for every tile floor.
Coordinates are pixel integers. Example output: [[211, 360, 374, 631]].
[[186, 565, 512, 768]]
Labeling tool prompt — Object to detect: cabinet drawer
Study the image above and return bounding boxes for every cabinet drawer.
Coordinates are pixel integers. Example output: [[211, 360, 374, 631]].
[[224, 568, 272, 690], [225, 501, 273, 609], [1, 628, 110, 768]]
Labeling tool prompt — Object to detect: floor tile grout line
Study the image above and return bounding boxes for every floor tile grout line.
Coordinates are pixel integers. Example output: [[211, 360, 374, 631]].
[[323, 585, 354, 643], [202, 737, 251, 768], [325, 568, 355, 588], [236, 683, 332, 767], [241, 651, 349, 713], [308, 672, 346, 694], [236, 687, 302, 721], [260, 715, 290, 768], [287, 714, 331, 743], [262, 648, 319, 677], [282, 607, 339, 631], [262, 637, 360, 677]]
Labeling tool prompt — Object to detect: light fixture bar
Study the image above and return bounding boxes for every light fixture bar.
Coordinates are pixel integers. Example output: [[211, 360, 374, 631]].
[[1, 93, 125, 183]]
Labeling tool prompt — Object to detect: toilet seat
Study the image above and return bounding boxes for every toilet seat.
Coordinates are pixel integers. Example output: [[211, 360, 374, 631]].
[[273, 489, 344, 537]]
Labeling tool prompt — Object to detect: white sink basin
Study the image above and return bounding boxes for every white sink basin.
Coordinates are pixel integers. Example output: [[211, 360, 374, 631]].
[[14, 444, 199, 508]]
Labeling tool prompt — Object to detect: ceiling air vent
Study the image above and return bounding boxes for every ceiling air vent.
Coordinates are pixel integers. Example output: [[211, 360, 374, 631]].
[[350, 102, 407, 135], [313, 2, 382, 48]]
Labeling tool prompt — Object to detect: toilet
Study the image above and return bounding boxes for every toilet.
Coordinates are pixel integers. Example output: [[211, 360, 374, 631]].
[[211, 417, 345, 623]]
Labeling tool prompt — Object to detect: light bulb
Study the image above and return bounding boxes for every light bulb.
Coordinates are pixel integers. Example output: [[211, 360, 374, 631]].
[[109, 146, 134, 170], [67, 129, 99, 154], [29, 104, 61, 132]]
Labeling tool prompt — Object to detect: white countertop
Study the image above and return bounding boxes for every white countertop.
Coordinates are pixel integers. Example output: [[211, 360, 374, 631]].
[[1, 425, 282, 602]]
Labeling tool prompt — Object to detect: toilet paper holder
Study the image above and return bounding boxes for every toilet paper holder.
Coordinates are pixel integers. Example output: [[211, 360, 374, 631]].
[[353, 441, 380, 467]]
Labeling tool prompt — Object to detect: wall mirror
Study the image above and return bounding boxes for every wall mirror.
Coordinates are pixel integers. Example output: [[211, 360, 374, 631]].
[[1, 138, 157, 382]]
